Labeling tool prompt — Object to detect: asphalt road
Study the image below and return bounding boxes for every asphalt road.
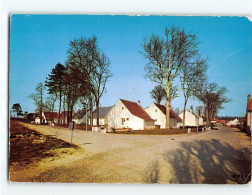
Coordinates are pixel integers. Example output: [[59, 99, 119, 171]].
[[23, 124, 251, 184]]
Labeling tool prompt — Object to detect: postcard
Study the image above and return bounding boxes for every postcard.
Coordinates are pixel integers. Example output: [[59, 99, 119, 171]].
[[9, 15, 251, 184]]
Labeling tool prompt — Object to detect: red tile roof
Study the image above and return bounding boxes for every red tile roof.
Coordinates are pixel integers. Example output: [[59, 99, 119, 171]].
[[60, 111, 70, 119], [248, 100, 252, 111], [44, 112, 58, 119], [154, 103, 182, 122], [120, 99, 154, 121]]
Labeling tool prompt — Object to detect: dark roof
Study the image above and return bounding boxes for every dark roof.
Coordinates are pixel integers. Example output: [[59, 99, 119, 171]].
[[73, 109, 87, 119], [120, 99, 154, 121], [92, 106, 113, 118], [44, 112, 58, 119], [154, 103, 182, 122]]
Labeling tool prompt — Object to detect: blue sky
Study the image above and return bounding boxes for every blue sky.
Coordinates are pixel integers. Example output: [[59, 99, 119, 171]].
[[9, 15, 252, 116]]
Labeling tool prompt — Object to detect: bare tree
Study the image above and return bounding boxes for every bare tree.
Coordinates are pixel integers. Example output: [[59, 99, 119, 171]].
[[142, 26, 201, 128], [150, 85, 166, 104], [28, 82, 46, 124], [194, 82, 230, 126], [66, 37, 98, 127], [45, 93, 57, 122], [195, 106, 204, 116], [180, 57, 207, 128], [66, 36, 111, 127], [63, 66, 83, 124], [93, 53, 112, 126], [174, 108, 180, 115]]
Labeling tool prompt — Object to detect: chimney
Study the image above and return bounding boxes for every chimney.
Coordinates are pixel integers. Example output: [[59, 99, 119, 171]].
[[137, 100, 140, 105], [190, 108, 193, 113]]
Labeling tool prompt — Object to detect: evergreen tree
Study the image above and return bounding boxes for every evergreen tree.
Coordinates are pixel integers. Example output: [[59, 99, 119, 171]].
[[45, 63, 66, 124], [11, 103, 23, 118]]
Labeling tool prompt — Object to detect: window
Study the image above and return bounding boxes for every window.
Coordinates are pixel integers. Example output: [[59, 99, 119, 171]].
[[122, 107, 124, 110], [155, 109, 157, 112], [121, 118, 125, 125]]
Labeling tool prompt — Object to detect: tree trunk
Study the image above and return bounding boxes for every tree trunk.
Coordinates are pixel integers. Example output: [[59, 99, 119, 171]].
[[182, 99, 187, 129], [96, 101, 99, 126], [70, 104, 73, 122], [58, 83, 62, 124], [63, 95, 66, 124], [52, 106, 54, 123], [165, 100, 170, 129], [90, 96, 93, 127], [66, 100, 70, 125], [206, 106, 210, 126], [40, 90, 43, 124]]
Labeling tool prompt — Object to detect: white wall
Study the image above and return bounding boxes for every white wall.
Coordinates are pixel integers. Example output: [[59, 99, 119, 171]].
[[93, 118, 105, 126], [145, 103, 166, 128], [227, 118, 239, 126], [179, 110, 197, 126], [144, 120, 156, 129], [145, 103, 181, 128], [108, 99, 153, 130]]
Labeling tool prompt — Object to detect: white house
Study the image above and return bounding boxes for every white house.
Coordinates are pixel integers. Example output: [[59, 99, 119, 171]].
[[226, 118, 239, 127], [72, 109, 89, 125], [145, 102, 182, 129], [107, 99, 155, 130], [91, 106, 113, 126], [35, 111, 58, 124], [179, 110, 204, 127]]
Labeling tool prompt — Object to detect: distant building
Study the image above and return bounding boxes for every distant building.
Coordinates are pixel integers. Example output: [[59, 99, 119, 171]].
[[72, 109, 89, 125], [26, 113, 36, 122], [226, 118, 239, 127], [216, 119, 227, 126], [108, 99, 155, 130], [211, 118, 217, 124], [245, 94, 252, 134], [34, 111, 58, 124], [178, 110, 204, 127], [59, 111, 74, 124], [44, 111, 59, 123], [91, 106, 114, 126], [145, 102, 182, 128]]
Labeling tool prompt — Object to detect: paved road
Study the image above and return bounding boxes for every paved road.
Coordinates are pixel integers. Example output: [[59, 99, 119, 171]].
[[22, 124, 251, 184]]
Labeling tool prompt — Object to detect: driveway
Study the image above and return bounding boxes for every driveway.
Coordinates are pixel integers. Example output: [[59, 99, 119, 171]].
[[19, 124, 251, 184]]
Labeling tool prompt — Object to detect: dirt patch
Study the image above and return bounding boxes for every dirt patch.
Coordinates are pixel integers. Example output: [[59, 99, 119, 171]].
[[9, 121, 79, 174]]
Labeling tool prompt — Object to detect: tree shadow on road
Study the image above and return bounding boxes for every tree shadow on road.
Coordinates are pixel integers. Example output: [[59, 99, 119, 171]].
[[142, 160, 160, 183], [164, 139, 251, 184]]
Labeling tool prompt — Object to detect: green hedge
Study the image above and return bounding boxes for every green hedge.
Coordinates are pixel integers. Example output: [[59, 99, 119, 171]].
[[113, 128, 203, 135]]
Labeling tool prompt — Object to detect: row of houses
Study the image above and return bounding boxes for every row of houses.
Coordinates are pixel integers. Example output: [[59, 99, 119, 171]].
[[27, 94, 252, 133], [212, 94, 251, 134], [33, 111, 70, 125], [30, 98, 206, 130], [72, 99, 205, 130]]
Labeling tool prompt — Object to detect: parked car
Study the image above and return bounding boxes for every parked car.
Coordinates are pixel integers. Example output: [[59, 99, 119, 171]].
[[211, 124, 218, 130]]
